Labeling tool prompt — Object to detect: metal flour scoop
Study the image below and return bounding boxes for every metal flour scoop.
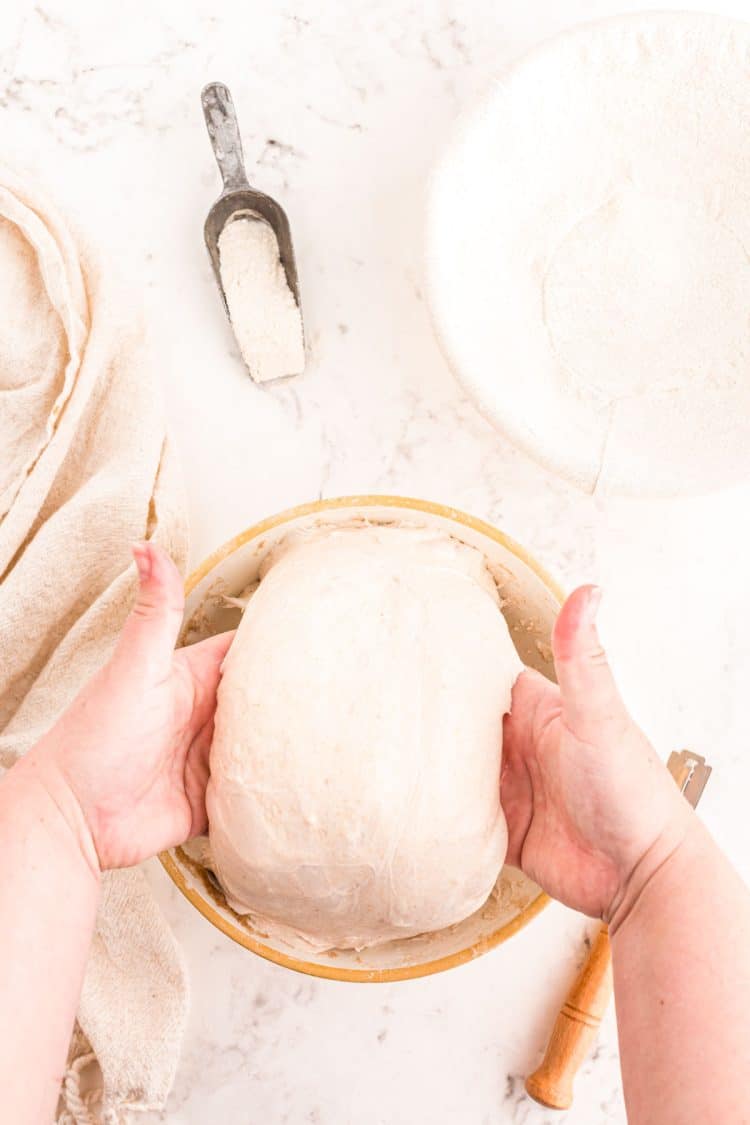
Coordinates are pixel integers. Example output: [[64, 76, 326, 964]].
[[201, 81, 305, 381]]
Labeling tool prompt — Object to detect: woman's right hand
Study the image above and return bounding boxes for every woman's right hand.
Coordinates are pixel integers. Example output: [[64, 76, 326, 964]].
[[501, 586, 696, 930]]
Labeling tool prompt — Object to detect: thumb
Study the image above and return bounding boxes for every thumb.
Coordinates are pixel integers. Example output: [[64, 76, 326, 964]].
[[113, 542, 185, 677], [552, 585, 629, 740]]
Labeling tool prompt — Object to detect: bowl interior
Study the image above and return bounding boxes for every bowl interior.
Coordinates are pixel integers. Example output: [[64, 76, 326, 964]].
[[162, 497, 562, 981]]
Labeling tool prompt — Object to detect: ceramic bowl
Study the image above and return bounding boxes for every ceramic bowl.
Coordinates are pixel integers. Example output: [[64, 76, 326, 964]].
[[160, 495, 563, 981]]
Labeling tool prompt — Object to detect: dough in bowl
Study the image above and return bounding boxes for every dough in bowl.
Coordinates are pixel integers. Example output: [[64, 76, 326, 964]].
[[206, 524, 523, 951]]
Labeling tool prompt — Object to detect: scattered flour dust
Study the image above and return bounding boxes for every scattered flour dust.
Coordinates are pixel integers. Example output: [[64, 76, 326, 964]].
[[426, 13, 750, 496], [218, 215, 304, 383]]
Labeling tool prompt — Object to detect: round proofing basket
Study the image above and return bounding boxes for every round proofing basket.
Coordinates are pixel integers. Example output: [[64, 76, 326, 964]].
[[425, 13, 750, 497], [160, 496, 563, 982]]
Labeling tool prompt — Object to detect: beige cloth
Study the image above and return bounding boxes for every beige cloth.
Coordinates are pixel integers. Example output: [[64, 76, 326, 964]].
[[0, 167, 189, 1122]]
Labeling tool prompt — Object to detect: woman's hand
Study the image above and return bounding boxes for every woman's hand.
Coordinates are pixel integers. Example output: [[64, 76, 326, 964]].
[[501, 586, 694, 928], [28, 543, 233, 872]]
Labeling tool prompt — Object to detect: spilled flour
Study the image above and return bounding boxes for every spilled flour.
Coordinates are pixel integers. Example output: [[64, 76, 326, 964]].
[[218, 215, 304, 382], [426, 13, 750, 496]]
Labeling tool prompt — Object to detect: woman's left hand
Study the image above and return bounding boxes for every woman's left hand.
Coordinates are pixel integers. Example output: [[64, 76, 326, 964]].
[[29, 543, 233, 871]]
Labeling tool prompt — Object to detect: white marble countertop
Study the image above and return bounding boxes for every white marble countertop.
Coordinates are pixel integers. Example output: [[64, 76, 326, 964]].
[[4, 1, 750, 1121]]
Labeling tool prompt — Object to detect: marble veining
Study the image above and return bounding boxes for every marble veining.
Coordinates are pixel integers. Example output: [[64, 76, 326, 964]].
[[3, 0, 750, 1120]]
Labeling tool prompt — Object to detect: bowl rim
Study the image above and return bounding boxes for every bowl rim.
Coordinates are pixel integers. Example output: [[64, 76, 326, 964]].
[[160, 494, 563, 982]]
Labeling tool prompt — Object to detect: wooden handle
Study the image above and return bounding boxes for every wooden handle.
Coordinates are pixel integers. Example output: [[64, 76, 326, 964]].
[[525, 923, 614, 1110]]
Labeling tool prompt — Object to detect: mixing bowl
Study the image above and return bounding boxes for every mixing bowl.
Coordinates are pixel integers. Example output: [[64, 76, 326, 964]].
[[160, 496, 563, 981]]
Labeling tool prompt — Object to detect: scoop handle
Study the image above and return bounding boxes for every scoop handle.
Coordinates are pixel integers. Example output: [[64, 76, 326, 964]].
[[525, 923, 613, 1110], [201, 82, 249, 192]]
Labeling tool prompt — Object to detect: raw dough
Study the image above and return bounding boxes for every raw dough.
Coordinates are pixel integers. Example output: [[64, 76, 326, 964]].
[[426, 13, 750, 496], [206, 525, 522, 951]]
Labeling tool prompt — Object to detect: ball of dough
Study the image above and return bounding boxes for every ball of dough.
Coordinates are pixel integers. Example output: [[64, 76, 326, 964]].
[[207, 525, 522, 951]]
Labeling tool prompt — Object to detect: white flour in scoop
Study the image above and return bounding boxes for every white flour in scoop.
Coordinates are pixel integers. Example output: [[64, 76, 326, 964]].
[[218, 216, 304, 383]]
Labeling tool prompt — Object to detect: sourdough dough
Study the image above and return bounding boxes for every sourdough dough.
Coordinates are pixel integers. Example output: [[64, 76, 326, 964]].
[[206, 525, 522, 951], [425, 13, 750, 495]]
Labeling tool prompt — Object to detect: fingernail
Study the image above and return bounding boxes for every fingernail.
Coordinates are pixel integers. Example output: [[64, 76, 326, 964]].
[[587, 585, 603, 622], [131, 542, 152, 582]]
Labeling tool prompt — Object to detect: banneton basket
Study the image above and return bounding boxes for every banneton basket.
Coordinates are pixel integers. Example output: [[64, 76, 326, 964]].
[[159, 496, 563, 982]]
